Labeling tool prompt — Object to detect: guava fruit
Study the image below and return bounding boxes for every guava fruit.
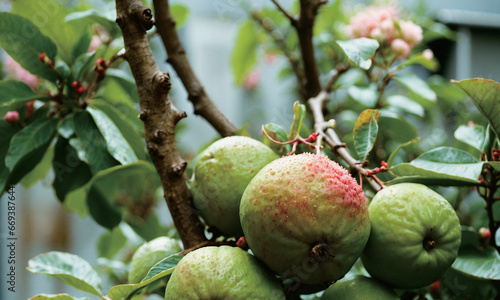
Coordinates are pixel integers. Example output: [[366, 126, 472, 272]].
[[128, 236, 182, 283], [321, 275, 398, 300], [191, 136, 278, 237], [239, 153, 370, 285], [361, 183, 461, 289], [164, 246, 285, 299]]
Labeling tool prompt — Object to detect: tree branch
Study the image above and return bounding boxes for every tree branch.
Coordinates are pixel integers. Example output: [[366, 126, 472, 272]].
[[271, 0, 298, 26], [152, 0, 236, 137], [115, 0, 207, 249]]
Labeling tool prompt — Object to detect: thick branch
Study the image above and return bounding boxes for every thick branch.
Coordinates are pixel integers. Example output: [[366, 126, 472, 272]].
[[115, 0, 206, 249], [153, 0, 236, 137]]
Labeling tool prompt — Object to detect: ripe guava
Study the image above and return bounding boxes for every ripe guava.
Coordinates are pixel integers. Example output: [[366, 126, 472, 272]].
[[361, 183, 461, 289], [164, 246, 285, 299], [320, 275, 398, 300], [128, 236, 182, 283], [191, 136, 278, 237], [239, 153, 370, 285]]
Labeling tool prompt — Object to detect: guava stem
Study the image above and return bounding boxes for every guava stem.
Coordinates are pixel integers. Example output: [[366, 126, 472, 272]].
[[423, 238, 437, 251], [309, 242, 334, 264]]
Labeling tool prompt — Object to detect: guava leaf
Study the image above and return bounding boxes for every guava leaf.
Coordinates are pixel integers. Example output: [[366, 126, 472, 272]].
[[452, 78, 500, 139], [386, 138, 419, 168], [87, 107, 138, 165], [0, 80, 42, 107], [27, 252, 103, 297], [232, 20, 259, 84], [72, 52, 98, 83], [397, 53, 439, 72], [97, 225, 127, 259], [393, 72, 437, 102], [20, 145, 54, 189], [490, 161, 500, 172], [0, 12, 58, 82], [379, 111, 419, 142], [348, 84, 379, 107], [336, 38, 379, 70], [454, 124, 489, 158], [390, 147, 484, 186], [288, 101, 307, 139], [108, 254, 183, 300], [0, 121, 19, 193], [64, 10, 121, 38], [452, 247, 500, 280], [104, 69, 139, 103], [5, 118, 58, 171], [385, 95, 425, 117], [58, 114, 75, 139], [353, 109, 380, 161], [29, 294, 89, 300]]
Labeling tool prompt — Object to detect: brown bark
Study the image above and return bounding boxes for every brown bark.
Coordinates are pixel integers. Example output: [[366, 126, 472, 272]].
[[153, 0, 236, 137], [115, 0, 206, 249]]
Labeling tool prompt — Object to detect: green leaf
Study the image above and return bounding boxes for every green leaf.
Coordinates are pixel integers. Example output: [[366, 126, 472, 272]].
[[71, 111, 119, 173], [379, 110, 419, 143], [97, 225, 127, 259], [454, 124, 488, 158], [452, 78, 500, 139], [71, 27, 91, 62], [386, 138, 419, 168], [27, 251, 103, 297], [64, 187, 89, 217], [288, 101, 307, 139], [20, 145, 54, 189], [231, 20, 259, 84], [5, 119, 58, 171], [52, 138, 92, 202], [336, 38, 379, 70], [171, 5, 190, 28], [391, 147, 484, 185], [262, 123, 291, 155], [0, 12, 58, 82], [385, 95, 425, 117], [64, 10, 121, 39], [87, 107, 138, 165], [396, 53, 439, 72], [58, 114, 75, 139], [108, 254, 183, 300], [72, 52, 97, 83], [29, 294, 90, 300], [393, 72, 437, 102], [103, 69, 139, 103], [353, 109, 380, 161], [0, 121, 20, 192], [127, 212, 169, 242], [452, 247, 500, 280], [348, 84, 379, 107], [91, 100, 145, 160], [0, 80, 41, 107]]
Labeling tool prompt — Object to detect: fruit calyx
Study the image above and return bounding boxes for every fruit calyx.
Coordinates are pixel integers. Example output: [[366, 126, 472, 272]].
[[423, 237, 437, 251], [309, 241, 334, 264]]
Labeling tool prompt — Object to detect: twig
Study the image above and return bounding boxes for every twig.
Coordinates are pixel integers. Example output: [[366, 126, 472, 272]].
[[152, 0, 236, 137], [271, 0, 298, 26], [115, 0, 207, 249], [324, 63, 350, 92]]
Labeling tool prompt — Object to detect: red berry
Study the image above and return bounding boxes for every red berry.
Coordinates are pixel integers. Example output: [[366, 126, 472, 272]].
[[71, 81, 80, 90], [479, 227, 491, 240], [430, 280, 441, 295], [381, 161, 388, 168], [4, 111, 20, 123], [38, 53, 47, 62], [76, 85, 86, 95], [25, 100, 36, 119]]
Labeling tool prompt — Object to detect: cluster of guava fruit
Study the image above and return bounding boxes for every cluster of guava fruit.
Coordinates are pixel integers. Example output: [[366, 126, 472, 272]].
[[128, 136, 462, 299]]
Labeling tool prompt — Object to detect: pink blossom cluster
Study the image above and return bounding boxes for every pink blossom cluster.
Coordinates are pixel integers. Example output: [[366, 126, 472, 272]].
[[4, 55, 40, 89], [346, 6, 423, 58]]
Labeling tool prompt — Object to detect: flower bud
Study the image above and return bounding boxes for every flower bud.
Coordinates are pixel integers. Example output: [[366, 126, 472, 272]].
[[4, 111, 20, 123], [391, 39, 410, 58]]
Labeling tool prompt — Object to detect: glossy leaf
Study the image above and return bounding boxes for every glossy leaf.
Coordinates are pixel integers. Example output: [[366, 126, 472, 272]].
[[58, 114, 75, 139], [348, 84, 379, 107], [108, 254, 183, 300], [52, 138, 92, 203], [71, 111, 119, 173], [63, 187, 88, 218], [27, 251, 103, 296], [386, 138, 419, 168], [288, 101, 307, 139], [393, 72, 437, 102], [0, 80, 42, 108], [336, 38, 379, 70], [72, 52, 97, 83], [97, 225, 127, 259], [5, 119, 58, 171], [397, 53, 439, 72], [452, 247, 500, 280], [71, 27, 91, 62], [353, 109, 380, 161], [391, 147, 484, 185], [87, 107, 138, 165], [454, 124, 488, 158], [20, 145, 54, 189], [171, 4, 190, 28], [232, 20, 259, 84], [452, 78, 500, 139], [379, 110, 419, 142], [0, 121, 20, 192], [385, 95, 425, 117], [64, 10, 121, 38], [29, 294, 89, 300], [0, 12, 58, 81], [104, 69, 139, 103]]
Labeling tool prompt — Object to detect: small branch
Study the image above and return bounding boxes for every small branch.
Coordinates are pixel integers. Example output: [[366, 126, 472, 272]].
[[271, 0, 298, 26], [324, 63, 350, 92], [251, 12, 306, 90], [115, 0, 207, 249], [153, 0, 236, 137]]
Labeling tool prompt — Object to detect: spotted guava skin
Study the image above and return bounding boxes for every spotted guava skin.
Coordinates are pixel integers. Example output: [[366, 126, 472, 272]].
[[361, 183, 461, 289], [191, 136, 278, 237], [164, 246, 285, 300], [321, 275, 398, 300], [239, 153, 370, 285], [128, 236, 182, 284]]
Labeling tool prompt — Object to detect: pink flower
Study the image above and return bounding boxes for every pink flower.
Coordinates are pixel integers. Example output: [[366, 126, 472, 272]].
[[422, 49, 434, 60], [346, 5, 399, 42], [399, 20, 423, 47], [391, 39, 410, 59], [265, 52, 278, 64], [4, 111, 20, 123], [4, 55, 39, 89], [88, 35, 102, 52], [243, 69, 261, 90]]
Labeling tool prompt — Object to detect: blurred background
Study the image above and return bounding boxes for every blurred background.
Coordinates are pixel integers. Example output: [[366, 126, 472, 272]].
[[1, 0, 500, 299]]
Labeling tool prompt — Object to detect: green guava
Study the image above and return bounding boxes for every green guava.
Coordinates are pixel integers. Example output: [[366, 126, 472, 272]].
[[164, 246, 285, 299], [239, 153, 370, 285], [128, 236, 182, 284], [321, 275, 398, 300], [361, 183, 461, 289], [191, 136, 278, 237]]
